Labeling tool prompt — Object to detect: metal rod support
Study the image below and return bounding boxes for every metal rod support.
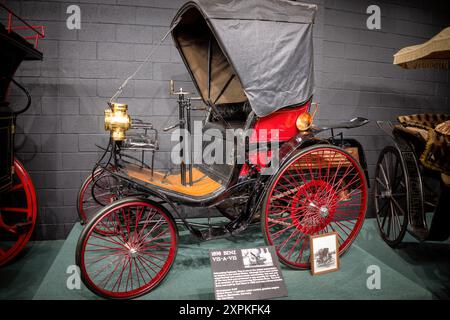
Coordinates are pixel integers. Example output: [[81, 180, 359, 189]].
[[178, 94, 186, 186], [186, 99, 193, 186]]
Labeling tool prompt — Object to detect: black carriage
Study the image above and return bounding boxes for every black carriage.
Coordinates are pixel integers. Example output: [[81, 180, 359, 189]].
[[374, 27, 450, 246], [375, 116, 450, 246], [0, 4, 44, 266], [76, 0, 371, 299]]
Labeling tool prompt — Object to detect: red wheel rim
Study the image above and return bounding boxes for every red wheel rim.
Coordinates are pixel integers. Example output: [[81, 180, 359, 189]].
[[78, 168, 124, 235], [79, 201, 177, 299], [263, 147, 367, 269], [0, 159, 37, 266]]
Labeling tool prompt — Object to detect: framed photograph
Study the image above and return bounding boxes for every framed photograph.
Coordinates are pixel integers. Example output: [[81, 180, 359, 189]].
[[310, 232, 340, 275], [241, 247, 274, 268]]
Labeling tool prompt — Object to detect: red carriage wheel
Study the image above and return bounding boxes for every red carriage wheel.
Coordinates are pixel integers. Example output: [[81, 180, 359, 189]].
[[262, 145, 367, 269], [77, 166, 122, 224], [76, 198, 178, 299], [0, 158, 37, 267]]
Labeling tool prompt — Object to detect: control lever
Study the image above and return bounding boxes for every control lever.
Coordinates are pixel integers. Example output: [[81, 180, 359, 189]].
[[170, 79, 174, 95], [169, 80, 191, 96], [168, 79, 194, 186], [163, 123, 181, 132]]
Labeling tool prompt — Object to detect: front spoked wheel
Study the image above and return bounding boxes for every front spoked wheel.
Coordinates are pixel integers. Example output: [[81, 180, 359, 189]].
[[76, 198, 178, 299], [262, 145, 368, 269], [374, 146, 409, 247]]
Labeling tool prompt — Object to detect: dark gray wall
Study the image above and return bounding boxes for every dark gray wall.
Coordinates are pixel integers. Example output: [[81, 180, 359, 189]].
[[4, 0, 450, 239]]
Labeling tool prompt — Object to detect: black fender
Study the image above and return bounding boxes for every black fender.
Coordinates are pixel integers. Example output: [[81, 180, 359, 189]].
[[278, 131, 329, 166], [98, 163, 204, 238], [336, 138, 370, 188], [232, 131, 329, 227], [241, 133, 370, 226]]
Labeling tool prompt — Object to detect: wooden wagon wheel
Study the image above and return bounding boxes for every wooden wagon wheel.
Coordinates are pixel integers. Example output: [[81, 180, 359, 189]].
[[0, 158, 37, 267]]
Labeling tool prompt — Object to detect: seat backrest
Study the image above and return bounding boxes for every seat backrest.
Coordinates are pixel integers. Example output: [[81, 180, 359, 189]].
[[193, 101, 252, 184], [195, 121, 236, 185], [209, 102, 252, 123]]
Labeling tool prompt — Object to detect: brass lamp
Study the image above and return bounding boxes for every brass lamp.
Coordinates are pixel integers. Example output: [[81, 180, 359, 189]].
[[104, 103, 131, 141], [296, 102, 319, 131]]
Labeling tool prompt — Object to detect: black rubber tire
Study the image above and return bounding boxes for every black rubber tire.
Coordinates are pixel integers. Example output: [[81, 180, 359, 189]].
[[76, 168, 102, 224], [76, 197, 178, 299], [374, 146, 409, 247]]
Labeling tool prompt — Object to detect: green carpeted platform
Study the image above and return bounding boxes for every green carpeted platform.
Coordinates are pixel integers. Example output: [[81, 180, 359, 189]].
[[27, 218, 448, 300], [0, 240, 64, 299], [353, 221, 450, 300]]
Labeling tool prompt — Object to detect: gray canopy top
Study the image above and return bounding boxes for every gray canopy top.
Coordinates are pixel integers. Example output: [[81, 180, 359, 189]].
[[171, 0, 317, 117]]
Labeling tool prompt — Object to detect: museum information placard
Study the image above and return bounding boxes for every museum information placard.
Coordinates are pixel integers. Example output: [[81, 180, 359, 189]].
[[209, 246, 288, 300]]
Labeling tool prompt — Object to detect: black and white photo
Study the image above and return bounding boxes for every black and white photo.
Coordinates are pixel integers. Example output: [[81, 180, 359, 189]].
[[310, 232, 340, 275], [241, 248, 274, 268]]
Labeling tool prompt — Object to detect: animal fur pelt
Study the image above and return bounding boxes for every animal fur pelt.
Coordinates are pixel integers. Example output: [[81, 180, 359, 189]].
[[398, 113, 450, 130], [397, 113, 450, 175]]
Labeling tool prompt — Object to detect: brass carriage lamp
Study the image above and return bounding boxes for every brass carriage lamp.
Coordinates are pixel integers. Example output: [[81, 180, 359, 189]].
[[296, 112, 313, 131], [104, 102, 131, 141], [296, 102, 319, 131]]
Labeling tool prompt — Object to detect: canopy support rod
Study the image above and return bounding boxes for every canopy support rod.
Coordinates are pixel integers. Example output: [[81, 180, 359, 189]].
[[208, 73, 235, 129], [213, 74, 235, 105], [109, 18, 180, 103], [207, 34, 213, 102], [207, 101, 231, 129]]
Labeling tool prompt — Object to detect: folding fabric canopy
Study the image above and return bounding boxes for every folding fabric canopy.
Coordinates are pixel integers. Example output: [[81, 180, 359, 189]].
[[393, 27, 450, 69], [171, 0, 317, 117]]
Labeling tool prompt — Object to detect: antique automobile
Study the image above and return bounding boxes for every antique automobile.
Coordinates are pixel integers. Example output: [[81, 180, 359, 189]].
[[0, 4, 44, 266], [315, 248, 333, 266], [374, 27, 450, 246], [243, 248, 269, 266], [76, 0, 370, 299]]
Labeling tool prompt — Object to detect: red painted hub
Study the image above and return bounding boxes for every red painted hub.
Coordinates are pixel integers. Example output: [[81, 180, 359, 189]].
[[290, 180, 337, 234]]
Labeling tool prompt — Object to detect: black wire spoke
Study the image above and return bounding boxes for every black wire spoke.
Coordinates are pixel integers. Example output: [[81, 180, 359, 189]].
[[379, 161, 390, 189], [391, 196, 406, 217], [386, 202, 393, 237]]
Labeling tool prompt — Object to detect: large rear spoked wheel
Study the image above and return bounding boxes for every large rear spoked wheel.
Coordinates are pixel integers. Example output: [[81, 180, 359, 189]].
[[0, 159, 37, 267], [374, 146, 409, 247], [262, 145, 368, 269], [76, 198, 178, 299]]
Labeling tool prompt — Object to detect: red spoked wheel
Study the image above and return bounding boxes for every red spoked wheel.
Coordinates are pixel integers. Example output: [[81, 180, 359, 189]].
[[0, 158, 37, 267], [76, 197, 178, 299], [77, 166, 123, 225], [262, 145, 368, 269]]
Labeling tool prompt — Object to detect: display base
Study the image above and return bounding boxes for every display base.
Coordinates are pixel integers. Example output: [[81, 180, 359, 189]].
[[27, 218, 448, 300], [0, 240, 64, 299]]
